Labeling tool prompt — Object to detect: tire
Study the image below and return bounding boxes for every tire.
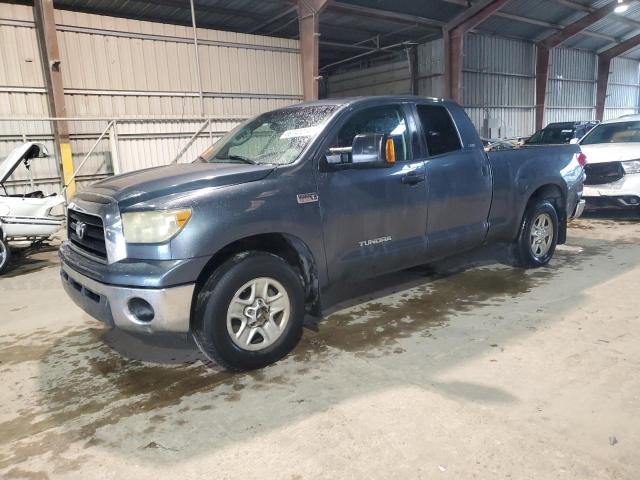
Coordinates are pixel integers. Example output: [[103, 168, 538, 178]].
[[0, 237, 11, 275], [512, 200, 559, 268], [192, 251, 305, 371]]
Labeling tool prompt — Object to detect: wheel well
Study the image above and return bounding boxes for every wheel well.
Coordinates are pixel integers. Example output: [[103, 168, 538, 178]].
[[192, 233, 321, 318], [526, 184, 567, 244]]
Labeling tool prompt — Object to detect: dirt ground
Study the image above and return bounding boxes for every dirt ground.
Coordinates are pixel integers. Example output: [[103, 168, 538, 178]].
[[1, 212, 639, 480]]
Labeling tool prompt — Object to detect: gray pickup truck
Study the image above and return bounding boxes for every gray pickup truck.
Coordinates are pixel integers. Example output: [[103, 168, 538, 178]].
[[60, 96, 586, 370]]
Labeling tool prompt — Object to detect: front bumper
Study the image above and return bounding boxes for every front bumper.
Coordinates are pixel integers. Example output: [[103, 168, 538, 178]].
[[583, 174, 640, 209], [61, 263, 194, 333]]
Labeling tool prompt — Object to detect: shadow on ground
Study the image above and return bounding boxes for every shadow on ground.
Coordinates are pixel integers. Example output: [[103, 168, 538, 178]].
[[582, 208, 640, 222], [0, 232, 637, 473]]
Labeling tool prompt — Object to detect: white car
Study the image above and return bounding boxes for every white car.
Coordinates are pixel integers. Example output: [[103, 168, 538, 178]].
[[578, 115, 640, 209], [0, 142, 65, 273]]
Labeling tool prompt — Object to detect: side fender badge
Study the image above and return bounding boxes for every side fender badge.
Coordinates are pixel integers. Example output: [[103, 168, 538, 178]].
[[297, 193, 319, 204]]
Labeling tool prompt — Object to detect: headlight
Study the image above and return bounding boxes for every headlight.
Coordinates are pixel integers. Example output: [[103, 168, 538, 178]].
[[122, 208, 192, 244], [622, 160, 640, 174], [46, 204, 65, 217]]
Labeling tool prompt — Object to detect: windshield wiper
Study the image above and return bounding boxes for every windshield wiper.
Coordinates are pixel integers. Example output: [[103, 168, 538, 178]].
[[222, 154, 257, 165]]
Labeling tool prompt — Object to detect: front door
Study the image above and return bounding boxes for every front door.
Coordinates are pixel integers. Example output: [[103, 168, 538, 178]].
[[315, 103, 428, 283], [414, 104, 493, 259]]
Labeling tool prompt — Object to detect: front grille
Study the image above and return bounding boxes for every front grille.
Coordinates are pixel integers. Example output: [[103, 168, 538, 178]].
[[584, 161, 625, 186], [68, 209, 107, 260]]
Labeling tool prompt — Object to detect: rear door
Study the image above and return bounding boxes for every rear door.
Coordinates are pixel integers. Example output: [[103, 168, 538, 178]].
[[414, 104, 493, 258], [315, 103, 428, 282]]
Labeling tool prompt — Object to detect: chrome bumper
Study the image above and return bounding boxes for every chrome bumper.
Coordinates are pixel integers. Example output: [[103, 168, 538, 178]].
[[61, 264, 194, 333]]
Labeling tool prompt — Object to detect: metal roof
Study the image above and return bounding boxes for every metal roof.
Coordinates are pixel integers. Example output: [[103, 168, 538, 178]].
[[14, 0, 640, 66]]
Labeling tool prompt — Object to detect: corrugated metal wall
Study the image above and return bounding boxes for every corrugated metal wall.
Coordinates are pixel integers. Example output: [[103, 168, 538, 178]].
[[326, 32, 640, 138], [604, 57, 640, 120], [0, 3, 302, 194], [53, 8, 302, 118], [462, 34, 536, 138], [326, 60, 410, 97], [0, 4, 58, 194], [545, 48, 596, 124], [325, 39, 446, 99], [417, 38, 445, 98]]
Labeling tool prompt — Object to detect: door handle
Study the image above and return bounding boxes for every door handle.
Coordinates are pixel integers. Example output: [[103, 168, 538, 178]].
[[401, 172, 425, 185]]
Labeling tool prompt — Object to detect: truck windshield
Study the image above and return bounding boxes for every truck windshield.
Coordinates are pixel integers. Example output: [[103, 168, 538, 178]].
[[526, 127, 575, 145], [581, 121, 640, 145], [198, 105, 338, 165]]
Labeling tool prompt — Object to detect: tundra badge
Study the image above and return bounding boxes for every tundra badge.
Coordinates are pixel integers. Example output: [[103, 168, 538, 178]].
[[359, 236, 392, 247]]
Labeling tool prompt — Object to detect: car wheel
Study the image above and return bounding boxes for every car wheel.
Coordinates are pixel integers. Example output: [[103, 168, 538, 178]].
[[0, 237, 11, 275], [512, 200, 559, 268], [192, 252, 305, 371]]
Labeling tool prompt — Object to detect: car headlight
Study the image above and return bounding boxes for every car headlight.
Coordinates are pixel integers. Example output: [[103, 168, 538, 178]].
[[46, 204, 65, 217], [622, 159, 640, 174], [121, 208, 192, 244]]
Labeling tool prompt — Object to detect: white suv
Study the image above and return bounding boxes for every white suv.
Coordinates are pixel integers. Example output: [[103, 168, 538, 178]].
[[579, 115, 640, 209]]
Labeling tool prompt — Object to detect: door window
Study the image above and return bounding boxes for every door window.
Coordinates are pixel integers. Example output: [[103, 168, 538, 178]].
[[417, 105, 462, 156], [327, 105, 411, 164]]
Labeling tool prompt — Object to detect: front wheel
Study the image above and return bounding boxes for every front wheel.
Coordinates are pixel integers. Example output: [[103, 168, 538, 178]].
[[0, 237, 11, 275], [192, 252, 305, 371], [512, 200, 559, 268]]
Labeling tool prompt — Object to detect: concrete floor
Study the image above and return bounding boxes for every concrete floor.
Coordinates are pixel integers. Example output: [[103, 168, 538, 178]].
[[1, 213, 639, 479]]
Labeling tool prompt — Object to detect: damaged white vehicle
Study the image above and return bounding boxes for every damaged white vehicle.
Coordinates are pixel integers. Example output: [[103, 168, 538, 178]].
[[0, 142, 65, 274], [579, 115, 640, 209]]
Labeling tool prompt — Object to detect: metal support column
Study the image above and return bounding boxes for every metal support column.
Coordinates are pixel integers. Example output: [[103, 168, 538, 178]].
[[189, 0, 212, 143], [595, 56, 611, 122], [535, 2, 618, 130], [406, 44, 419, 95], [444, 0, 511, 102], [595, 33, 640, 121], [298, 0, 331, 101], [33, 0, 75, 197], [535, 47, 550, 131], [448, 30, 464, 103]]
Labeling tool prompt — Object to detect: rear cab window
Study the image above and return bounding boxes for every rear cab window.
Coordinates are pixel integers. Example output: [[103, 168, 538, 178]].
[[416, 105, 462, 156]]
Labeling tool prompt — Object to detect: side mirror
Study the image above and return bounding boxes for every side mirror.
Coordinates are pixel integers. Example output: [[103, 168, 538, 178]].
[[326, 133, 395, 167], [569, 138, 579, 145]]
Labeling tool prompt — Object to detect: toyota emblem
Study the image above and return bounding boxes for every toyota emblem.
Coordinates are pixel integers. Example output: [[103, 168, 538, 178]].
[[75, 222, 87, 240]]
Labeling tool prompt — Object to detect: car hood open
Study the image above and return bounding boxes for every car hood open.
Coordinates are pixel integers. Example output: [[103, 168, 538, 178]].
[[82, 162, 276, 208], [0, 142, 48, 184]]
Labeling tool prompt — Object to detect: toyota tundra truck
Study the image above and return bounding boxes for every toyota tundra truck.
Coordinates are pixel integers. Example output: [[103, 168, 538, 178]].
[[60, 96, 586, 371]]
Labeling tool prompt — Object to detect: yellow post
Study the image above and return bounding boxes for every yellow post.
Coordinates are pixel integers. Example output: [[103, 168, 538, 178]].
[[60, 142, 75, 198]]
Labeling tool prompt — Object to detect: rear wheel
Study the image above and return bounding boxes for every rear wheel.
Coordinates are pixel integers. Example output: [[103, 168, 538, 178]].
[[512, 200, 559, 268], [192, 252, 305, 371], [0, 237, 11, 275]]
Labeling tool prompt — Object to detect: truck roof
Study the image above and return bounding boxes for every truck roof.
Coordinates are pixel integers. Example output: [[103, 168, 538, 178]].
[[545, 121, 598, 128], [281, 95, 454, 109]]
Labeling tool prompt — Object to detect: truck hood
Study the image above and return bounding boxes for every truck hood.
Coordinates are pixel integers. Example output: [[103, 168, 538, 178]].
[[579, 143, 640, 164], [84, 162, 275, 207]]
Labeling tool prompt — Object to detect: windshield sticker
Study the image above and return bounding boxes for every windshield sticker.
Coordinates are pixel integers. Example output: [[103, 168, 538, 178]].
[[280, 126, 321, 139]]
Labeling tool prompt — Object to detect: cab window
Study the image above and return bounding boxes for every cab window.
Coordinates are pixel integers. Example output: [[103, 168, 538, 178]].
[[417, 105, 462, 156]]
